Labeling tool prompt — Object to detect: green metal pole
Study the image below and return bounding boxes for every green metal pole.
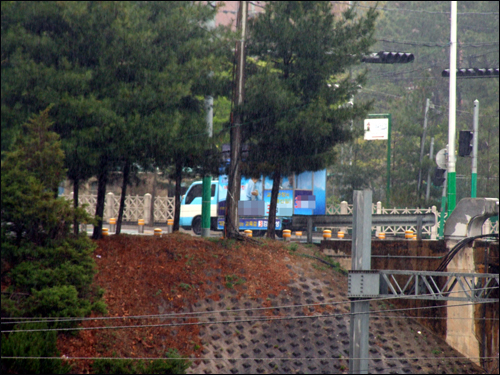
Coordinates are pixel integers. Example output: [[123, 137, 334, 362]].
[[447, 172, 456, 216], [386, 114, 392, 206], [202, 175, 212, 236]]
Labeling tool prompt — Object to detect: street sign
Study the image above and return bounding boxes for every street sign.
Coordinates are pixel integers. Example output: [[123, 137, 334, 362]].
[[436, 148, 448, 169], [364, 118, 389, 140]]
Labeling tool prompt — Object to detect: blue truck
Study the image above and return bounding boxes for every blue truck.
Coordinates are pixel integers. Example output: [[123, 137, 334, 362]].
[[180, 170, 326, 236]]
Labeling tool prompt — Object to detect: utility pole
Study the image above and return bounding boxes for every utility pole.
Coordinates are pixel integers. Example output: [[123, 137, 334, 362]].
[[447, 1, 457, 215], [201, 1, 216, 238], [471, 100, 479, 198], [417, 98, 431, 196], [348, 189, 372, 374], [425, 137, 434, 204], [225, 1, 247, 238]]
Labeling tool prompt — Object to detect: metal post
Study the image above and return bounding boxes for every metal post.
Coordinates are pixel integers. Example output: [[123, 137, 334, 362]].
[[349, 190, 372, 374], [447, 2, 457, 215], [201, 2, 216, 238], [438, 171, 447, 239], [418, 98, 431, 195], [471, 100, 479, 198], [425, 137, 435, 204], [386, 114, 392, 206]]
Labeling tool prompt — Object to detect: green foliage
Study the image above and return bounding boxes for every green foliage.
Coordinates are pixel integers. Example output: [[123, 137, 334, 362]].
[[1, 322, 70, 374], [1, 108, 105, 368], [92, 349, 191, 374], [339, 1, 500, 206]]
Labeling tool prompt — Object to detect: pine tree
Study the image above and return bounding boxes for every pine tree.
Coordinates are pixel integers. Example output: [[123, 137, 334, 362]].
[[242, 1, 378, 238]]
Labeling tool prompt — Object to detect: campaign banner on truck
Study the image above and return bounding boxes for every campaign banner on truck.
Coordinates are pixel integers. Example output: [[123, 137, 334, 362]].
[[217, 217, 281, 230]]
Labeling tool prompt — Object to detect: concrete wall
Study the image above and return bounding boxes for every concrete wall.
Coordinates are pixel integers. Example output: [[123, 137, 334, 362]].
[[321, 238, 499, 373]]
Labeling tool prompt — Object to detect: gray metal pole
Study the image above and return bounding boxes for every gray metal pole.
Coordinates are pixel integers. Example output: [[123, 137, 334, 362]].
[[425, 137, 435, 204], [349, 189, 372, 374], [418, 98, 431, 194], [471, 100, 479, 198]]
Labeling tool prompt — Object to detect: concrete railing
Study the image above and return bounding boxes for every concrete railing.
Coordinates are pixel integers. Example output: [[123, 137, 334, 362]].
[[61, 193, 498, 235], [62, 192, 175, 225]]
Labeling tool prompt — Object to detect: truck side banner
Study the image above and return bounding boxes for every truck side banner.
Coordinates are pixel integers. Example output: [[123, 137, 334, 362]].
[[217, 170, 326, 217]]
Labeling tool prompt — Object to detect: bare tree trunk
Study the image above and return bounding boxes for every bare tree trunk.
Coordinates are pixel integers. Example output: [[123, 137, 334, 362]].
[[92, 158, 108, 240], [266, 167, 281, 239], [173, 159, 183, 232], [116, 160, 130, 235], [73, 178, 79, 236]]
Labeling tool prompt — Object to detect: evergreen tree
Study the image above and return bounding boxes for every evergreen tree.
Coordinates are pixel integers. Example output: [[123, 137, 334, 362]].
[[242, 1, 378, 238], [1, 108, 104, 373]]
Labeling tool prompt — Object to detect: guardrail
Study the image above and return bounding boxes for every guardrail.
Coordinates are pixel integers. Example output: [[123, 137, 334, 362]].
[[292, 213, 437, 243]]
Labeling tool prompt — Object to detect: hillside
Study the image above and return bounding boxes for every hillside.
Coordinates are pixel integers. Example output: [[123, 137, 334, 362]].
[[58, 233, 485, 374]]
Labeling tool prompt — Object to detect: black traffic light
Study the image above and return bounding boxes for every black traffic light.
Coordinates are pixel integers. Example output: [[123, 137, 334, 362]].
[[442, 68, 499, 78], [432, 168, 446, 187], [458, 131, 473, 157], [362, 51, 414, 64]]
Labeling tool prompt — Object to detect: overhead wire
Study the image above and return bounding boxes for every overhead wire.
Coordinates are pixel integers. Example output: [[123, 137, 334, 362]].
[[2, 295, 498, 333]]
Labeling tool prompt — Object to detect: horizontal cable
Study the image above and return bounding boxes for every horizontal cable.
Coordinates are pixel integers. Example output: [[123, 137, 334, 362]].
[[2, 299, 497, 333]]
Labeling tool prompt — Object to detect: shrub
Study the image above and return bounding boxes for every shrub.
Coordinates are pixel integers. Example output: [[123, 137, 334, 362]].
[[1, 322, 70, 374]]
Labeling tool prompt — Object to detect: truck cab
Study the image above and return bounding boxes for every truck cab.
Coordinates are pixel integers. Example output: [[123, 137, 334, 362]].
[[179, 180, 218, 235]]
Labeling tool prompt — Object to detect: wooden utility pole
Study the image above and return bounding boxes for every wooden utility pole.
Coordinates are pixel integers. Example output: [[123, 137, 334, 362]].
[[225, 1, 248, 238]]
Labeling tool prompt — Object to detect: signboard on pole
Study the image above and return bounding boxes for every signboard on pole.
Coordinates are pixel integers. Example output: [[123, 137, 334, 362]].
[[364, 118, 389, 140]]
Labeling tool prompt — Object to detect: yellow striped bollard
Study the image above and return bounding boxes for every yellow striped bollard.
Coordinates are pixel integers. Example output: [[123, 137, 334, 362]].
[[167, 218, 174, 233], [378, 232, 386, 240], [283, 229, 291, 241], [102, 227, 109, 236], [138, 219, 145, 234], [323, 229, 332, 240], [405, 230, 413, 239], [154, 228, 162, 237], [244, 229, 253, 238], [337, 230, 344, 239]]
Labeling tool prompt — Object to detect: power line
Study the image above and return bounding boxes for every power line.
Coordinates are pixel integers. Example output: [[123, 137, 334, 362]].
[[2, 299, 497, 333]]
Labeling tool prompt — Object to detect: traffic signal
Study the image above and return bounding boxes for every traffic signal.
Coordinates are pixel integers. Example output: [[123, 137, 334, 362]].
[[458, 131, 473, 157], [442, 68, 499, 78], [432, 168, 446, 186], [362, 51, 414, 64]]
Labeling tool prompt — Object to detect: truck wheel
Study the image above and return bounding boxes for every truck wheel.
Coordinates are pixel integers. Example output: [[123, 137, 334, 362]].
[[192, 216, 202, 236]]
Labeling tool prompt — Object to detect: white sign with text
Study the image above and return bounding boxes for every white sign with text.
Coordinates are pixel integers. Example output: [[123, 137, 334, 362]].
[[364, 118, 389, 140]]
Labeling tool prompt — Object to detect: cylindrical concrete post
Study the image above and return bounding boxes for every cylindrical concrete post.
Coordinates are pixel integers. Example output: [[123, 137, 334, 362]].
[[323, 229, 332, 240], [138, 219, 145, 234], [295, 231, 302, 240], [154, 228, 162, 237], [337, 230, 344, 239], [105, 192, 115, 222], [405, 230, 413, 239], [283, 229, 291, 241], [244, 229, 252, 238], [167, 219, 174, 234], [378, 232, 385, 240], [109, 218, 116, 233], [102, 228, 109, 236]]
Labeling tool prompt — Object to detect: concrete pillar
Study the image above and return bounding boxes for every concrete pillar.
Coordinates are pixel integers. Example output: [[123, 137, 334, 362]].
[[340, 200, 348, 234], [144, 193, 152, 225], [431, 205, 438, 239], [105, 192, 115, 222], [376, 201, 382, 236], [446, 241, 480, 366]]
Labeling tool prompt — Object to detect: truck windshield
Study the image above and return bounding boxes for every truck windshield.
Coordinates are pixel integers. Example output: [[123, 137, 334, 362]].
[[185, 184, 216, 204]]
